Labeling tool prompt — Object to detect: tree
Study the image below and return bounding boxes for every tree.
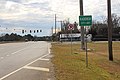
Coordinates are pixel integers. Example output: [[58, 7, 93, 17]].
[[90, 14, 120, 35], [73, 22, 79, 33], [104, 14, 120, 34], [111, 14, 120, 28], [4, 34, 10, 41], [23, 34, 34, 41], [9, 33, 22, 41], [88, 27, 97, 38]]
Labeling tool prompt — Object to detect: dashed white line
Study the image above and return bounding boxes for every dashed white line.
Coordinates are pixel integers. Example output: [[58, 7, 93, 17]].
[[10, 47, 30, 55], [10, 45, 44, 55], [6, 55, 9, 57], [11, 53, 15, 55], [0, 57, 4, 59]]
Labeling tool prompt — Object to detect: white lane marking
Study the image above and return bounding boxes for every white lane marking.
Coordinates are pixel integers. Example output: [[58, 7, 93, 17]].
[[26, 53, 50, 66], [39, 59, 49, 61], [0, 57, 4, 59], [11, 47, 30, 55], [23, 66, 49, 72], [0, 53, 50, 80], [6, 55, 9, 57], [10, 45, 45, 55]]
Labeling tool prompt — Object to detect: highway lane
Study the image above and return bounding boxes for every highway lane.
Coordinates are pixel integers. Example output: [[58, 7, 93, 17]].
[[0, 41, 51, 80]]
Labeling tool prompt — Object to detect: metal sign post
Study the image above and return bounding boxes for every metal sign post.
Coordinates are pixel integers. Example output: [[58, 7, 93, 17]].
[[71, 29, 72, 54], [85, 27, 88, 67], [79, 15, 92, 67], [68, 24, 74, 54]]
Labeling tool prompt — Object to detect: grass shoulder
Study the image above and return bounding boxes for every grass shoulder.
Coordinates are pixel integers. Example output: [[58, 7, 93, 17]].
[[51, 42, 120, 80]]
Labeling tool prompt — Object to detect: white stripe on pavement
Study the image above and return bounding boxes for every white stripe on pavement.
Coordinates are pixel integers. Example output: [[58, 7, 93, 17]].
[[11, 46, 31, 55], [23, 66, 49, 72], [6, 55, 9, 57], [0, 57, 4, 59], [39, 59, 49, 61]]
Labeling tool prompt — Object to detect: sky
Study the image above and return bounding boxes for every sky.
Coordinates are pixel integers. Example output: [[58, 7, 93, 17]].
[[0, 0, 120, 36]]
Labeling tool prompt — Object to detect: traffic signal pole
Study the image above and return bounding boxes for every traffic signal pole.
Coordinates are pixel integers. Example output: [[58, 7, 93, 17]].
[[107, 0, 113, 61], [79, 0, 85, 50]]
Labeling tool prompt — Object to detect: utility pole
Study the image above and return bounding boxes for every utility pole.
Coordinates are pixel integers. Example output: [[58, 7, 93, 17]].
[[57, 21, 63, 42], [55, 14, 57, 34], [107, 0, 113, 61], [57, 21, 63, 31], [51, 26, 53, 35], [68, 18, 70, 23], [60, 21, 63, 31], [79, 0, 85, 50], [51, 26, 53, 41]]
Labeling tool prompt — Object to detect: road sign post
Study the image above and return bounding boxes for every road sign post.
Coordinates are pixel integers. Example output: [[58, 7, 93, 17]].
[[79, 15, 92, 67], [71, 29, 73, 54], [68, 24, 74, 54]]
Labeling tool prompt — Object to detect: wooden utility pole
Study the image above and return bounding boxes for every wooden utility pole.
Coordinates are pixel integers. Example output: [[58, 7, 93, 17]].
[[79, 0, 85, 49], [57, 21, 63, 31], [51, 26, 53, 35], [55, 14, 57, 34], [107, 0, 113, 61]]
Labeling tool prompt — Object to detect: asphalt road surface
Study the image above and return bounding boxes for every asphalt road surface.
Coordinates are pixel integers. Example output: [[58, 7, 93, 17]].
[[0, 41, 54, 80]]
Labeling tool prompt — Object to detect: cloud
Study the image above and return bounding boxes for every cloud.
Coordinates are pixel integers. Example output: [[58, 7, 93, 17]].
[[0, 1, 27, 20], [0, 0, 120, 36], [0, 0, 120, 21]]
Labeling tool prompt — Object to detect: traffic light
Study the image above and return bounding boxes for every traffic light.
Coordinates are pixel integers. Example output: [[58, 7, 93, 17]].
[[40, 30, 42, 32], [37, 30, 39, 33], [30, 30, 32, 33], [22, 30, 24, 34], [34, 30, 35, 33]]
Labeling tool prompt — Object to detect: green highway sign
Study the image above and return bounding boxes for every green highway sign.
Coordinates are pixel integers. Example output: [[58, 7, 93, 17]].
[[79, 15, 92, 26]]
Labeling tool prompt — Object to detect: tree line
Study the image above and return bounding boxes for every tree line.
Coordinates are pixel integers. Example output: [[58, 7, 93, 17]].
[[0, 33, 51, 41], [52, 13, 120, 41], [89, 14, 120, 41]]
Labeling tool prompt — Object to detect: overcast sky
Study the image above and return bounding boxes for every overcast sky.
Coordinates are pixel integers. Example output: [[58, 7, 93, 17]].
[[0, 0, 120, 36]]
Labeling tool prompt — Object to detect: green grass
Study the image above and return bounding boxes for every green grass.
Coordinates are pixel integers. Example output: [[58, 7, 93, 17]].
[[51, 42, 120, 80]]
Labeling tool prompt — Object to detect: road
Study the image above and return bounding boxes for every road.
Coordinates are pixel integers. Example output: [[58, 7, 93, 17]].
[[0, 41, 54, 80]]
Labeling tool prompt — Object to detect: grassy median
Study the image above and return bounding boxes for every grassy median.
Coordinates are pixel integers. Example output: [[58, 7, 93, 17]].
[[51, 42, 120, 80]]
